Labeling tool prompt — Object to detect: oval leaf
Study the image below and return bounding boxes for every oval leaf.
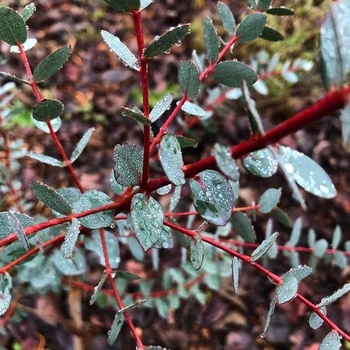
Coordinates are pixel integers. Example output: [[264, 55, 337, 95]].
[[131, 193, 164, 250], [213, 143, 239, 181], [0, 212, 34, 239], [101, 30, 139, 70], [19, 3, 36, 22], [150, 93, 174, 122], [309, 306, 327, 330], [32, 99, 64, 122], [251, 232, 279, 262], [181, 101, 206, 118], [113, 143, 143, 186], [103, 0, 140, 13], [266, 7, 294, 16], [108, 313, 124, 345], [159, 134, 185, 186], [279, 146, 336, 198], [121, 107, 151, 125], [144, 24, 191, 58], [203, 17, 219, 63], [319, 331, 341, 350], [51, 247, 86, 275], [213, 61, 258, 87], [260, 26, 284, 42], [231, 211, 256, 242], [242, 148, 278, 178], [7, 211, 29, 251], [276, 273, 298, 304], [0, 272, 12, 316], [189, 169, 234, 226], [190, 234, 204, 270], [236, 13, 267, 43], [218, 1, 236, 35], [33, 45, 72, 82], [30, 181, 72, 215], [259, 188, 281, 213], [0, 7, 27, 45], [178, 61, 200, 99], [72, 190, 114, 229], [70, 127, 95, 163], [62, 218, 80, 258]]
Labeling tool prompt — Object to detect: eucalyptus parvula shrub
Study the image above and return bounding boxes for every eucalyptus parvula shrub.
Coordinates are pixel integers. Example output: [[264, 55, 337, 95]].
[[1, 0, 350, 349]]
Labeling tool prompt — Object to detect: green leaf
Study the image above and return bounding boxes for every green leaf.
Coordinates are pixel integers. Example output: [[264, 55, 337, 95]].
[[203, 18, 219, 63], [217, 2, 236, 35], [85, 230, 120, 268], [178, 61, 200, 98], [72, 190, 114, 229], [0, 212, 34, 239], [103, 0, 140, 13], [121, 107, 152, 126], [108, 312, 124, 345], [259, 188, 281, 213], [0, 71, 30, 85], [181, 101, 206, 118], [319, 283, 350, 307], [70, 127, 95, 164], [266, 7, 294, 16], [144, 24, 191, 58], [259, 26, 284, 42], [33, 46, 71, 83], [114, 270, 141, 280], [153, 225, 174, 249], [30, 181, 72, 215], [231, 211, 256, 242], [285, 217, 302, 247], [251, 232, 279, 262], [190, 170, 234, 226], [276, 273, 298, 304], [341, 102, 350, 149], [19, 3, 36, 22], [319, 331, 341, 350], [271, 207, 292, 227], [51, 247, 86, 275], [62, 218, 80, 258], [32, 99, 64, 122], [334, 251, 347, 269], [176, 135, 198, 149], [131, 193, 164, 250], [236, 14, 267, 43], [309, 306, 327, 330], [101, 30, 139, 70], [279, 146, 337, 198], [256, 0, 272, 11], [27, 151, 63, 167], [0, 7, 27, 45], [90, 273, 108, 305], [7, 210, 29, 251], [190, 234, 204, 270], [159, 134, 185, 186], [242, 148, 278, 178], [213, 61, 258, 87], [288, 265, 312, 282], [149, 93, 174, 122], [262, 292, 277, 337], [213, 143, 239, 181], [0, 272, 12, 316], [331, 225, 341, 250], [113, 143, 143, 186], [319, 1, 350, 88]]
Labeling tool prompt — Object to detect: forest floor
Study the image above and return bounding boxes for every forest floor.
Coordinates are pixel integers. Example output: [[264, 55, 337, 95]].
[[1, 0, 350, 349]]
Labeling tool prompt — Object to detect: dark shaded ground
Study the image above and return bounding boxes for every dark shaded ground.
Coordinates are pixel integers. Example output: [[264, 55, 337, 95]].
[[1, 0, 350, 349]]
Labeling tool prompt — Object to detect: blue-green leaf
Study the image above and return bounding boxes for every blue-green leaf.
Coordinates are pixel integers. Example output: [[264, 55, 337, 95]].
[[7, 210, 29, 251], [159, 134, 185, 186], [0, 272, 12, 316], [266, 7, 294, 16], [213, 143, 239, 181], [19, 3, 36, 22], [31, 115, 62, 133], [276, 273, 298, 304], [108, 313, 124, 345], [51, 247, 86, 275], [190, 234, 204, 270], [131, 193, 164, 250], [242, 148, 278, 178], [27, 151, 63, 167], [0, 212, 34, 239], [279, 146, 337, 198], [121, 107, 152, 126], [101, 30, 139, 70], [258, 188, 281, 213], [62, 218, 80, 258], [231, 212, 256, 242], [251, 232, 279, 262], [181, 101, 206, 118], [319, 331, 341, 350], [70, 127, 95, 163], [113, 143, 143, 186], [149, 93, 174, 122], [309, 306, 327, 330], [217, 2, 236, 35], [72, 190, 114, 229], [260, 26, 284, 42], [0, 7, 27, 45]]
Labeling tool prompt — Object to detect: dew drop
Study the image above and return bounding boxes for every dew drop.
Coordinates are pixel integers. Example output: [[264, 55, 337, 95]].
[[319, 184, 330, 194], [284, 163, 294, 173]]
